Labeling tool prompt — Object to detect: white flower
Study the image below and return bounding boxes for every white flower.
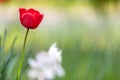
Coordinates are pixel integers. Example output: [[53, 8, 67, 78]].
[[28, 43, 65, 80]]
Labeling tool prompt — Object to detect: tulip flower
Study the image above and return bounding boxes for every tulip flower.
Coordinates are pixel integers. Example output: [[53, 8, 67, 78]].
[[19, 8, 44, 29], [16, 8, 44, 80]]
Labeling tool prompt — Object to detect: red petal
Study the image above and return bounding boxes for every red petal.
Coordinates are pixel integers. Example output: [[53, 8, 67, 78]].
[[27, 8, 40, 15], [34, 14, 44, 27], [27, 9, 36, 14], [21, 13, 36, 29], [19, 8, 26, 16]]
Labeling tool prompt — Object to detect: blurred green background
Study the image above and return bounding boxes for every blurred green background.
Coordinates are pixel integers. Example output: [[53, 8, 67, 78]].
[[0, 0, 120, 80]]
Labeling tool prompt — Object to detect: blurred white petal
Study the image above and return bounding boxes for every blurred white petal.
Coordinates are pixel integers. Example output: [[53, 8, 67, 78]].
[[48, 43, 62, 63], [28, 69, 39, 79], [53, 63, 65, 77], [28, 58, 38, 68], [35, 52, 51, 68], [44, 68, 55, 79]]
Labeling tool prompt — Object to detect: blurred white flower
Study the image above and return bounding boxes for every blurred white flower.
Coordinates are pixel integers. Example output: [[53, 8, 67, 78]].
[[28, 43, 65, 80]]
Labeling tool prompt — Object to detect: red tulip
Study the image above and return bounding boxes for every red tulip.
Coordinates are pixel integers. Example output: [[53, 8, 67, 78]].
[[19, 8, 44, 29]]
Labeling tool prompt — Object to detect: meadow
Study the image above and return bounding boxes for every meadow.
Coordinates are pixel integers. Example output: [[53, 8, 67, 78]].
[[0, 0, 120, 80]]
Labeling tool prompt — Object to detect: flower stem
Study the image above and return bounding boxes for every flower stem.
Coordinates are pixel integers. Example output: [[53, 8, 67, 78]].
[[16, 29, 29, 80]]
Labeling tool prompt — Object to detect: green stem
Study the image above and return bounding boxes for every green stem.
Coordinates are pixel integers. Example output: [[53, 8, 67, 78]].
[[16, 29, 29, 80]]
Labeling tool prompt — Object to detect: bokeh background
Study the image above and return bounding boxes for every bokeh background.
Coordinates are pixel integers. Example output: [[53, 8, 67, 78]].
[[0, 0, 120, 80]]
